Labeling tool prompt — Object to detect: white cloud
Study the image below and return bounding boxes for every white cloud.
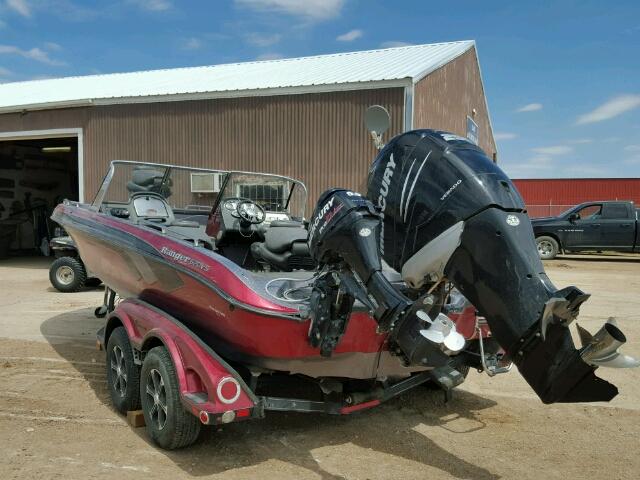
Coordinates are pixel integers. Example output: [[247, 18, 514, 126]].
[[27, 73, 55, 80], [624, 145, 640, 152], [563, 165, 608, 176], [43, 41, 62, 51], [336, 29, 362, 42], [500, 158, 554, 178], [624, 155, 640, 165], [130, 0, 172, 11], [235, 0, 345, 21], [4, 2, 99, 22], [50, 1, 99, 21], [245, 32, 281, 47], [531, 145, 573, 155], [566, 138, 593, 144], [0, 66, 13, 77], [501, 157, 613, 179], [0, 44, 65, 66], [494, 132, 517, 141], [516, 103, 543, 112], [6, 0, 31, 17], [380, 41, 413, 48], [529, 155, 553, 165], [182, 37, 202, 50], [256, 52, 284, 60], [576, 94, 640, 125]]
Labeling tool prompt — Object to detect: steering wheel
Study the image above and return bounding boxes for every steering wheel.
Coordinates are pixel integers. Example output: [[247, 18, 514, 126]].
[[236, 200, 266, 225]]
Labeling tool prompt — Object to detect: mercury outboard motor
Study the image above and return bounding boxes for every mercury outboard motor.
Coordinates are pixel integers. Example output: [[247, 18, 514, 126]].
[[366, 129, 638, 403], [307, 189, 412, 355]]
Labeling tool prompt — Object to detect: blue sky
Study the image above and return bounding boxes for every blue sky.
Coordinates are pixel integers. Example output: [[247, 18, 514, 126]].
[[0, 0, 639, 179]]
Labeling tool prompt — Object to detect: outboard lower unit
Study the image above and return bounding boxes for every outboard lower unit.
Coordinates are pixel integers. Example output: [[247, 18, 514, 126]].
[[364, 129, 638, 403]]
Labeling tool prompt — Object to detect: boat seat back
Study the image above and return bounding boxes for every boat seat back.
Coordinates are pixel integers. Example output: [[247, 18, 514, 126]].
[[265, 227, 308, 254], [251, 224, 315, 271]]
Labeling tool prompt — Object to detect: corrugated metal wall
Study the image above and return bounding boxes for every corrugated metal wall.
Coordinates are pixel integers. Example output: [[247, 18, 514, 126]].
[[85, 89, 405, 208], [413, 47, 496, 158], [513, 178, 640, 217], [0, 107, 90, 132], [0, 88, 404, 211]]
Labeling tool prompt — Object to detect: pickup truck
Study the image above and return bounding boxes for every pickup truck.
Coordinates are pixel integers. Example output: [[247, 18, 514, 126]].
[[531, 201, 639, 259]]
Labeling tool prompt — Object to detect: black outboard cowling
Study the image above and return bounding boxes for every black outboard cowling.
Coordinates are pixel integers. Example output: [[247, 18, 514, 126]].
[[367, 130, 524, 280], [308, 188, 412, 331], [366, 129, 636, 403]]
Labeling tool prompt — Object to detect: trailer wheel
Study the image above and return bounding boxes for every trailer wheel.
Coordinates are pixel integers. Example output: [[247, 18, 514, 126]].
[[140, 346, 201, 450], [49, 257, 87, 292], [106, 327, 141, 413], [536, 236, 559, 260]]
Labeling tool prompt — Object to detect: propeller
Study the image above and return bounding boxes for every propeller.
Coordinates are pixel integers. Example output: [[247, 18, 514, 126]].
[[578, 318, 640, 369]]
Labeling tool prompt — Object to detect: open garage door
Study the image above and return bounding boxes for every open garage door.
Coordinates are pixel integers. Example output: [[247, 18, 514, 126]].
[[0, 135, 80, 259]]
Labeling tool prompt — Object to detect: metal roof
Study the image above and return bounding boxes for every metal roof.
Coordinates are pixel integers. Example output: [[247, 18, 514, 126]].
[[0, 40, 475, 113]]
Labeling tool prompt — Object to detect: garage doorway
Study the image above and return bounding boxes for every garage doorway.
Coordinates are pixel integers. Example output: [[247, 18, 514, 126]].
[[0, 130, 82, 259]]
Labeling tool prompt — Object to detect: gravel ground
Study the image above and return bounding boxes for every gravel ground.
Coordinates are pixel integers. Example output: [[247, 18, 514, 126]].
[[0, 254, 639, 479]]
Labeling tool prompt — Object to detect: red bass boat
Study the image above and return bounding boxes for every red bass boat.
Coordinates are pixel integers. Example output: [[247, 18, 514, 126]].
[[52, 122, 638, 449]]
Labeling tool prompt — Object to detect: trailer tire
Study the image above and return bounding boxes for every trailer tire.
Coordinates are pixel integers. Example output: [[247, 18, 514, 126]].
[[49, 257, 86, 292], [140, 346, 201, 450], [106, 327, 141, 413], [536, 236, 559, 260]]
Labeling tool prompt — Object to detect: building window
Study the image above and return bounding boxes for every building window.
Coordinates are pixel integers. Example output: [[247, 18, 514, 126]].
[[238, 184, 286, 212]]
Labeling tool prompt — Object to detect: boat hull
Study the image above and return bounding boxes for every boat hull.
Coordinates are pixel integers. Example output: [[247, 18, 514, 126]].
[[53, 203, 427, 379]]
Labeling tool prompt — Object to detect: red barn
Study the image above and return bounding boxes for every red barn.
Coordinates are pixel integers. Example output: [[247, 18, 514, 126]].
[[512, 178, 640, 218]]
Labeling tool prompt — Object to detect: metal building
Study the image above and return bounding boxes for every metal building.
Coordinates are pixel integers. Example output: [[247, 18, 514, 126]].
[[513, 178, 640, 217], [0, 40, 495, 254]]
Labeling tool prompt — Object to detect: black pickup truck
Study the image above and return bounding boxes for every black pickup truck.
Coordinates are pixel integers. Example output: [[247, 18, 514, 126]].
[[531, 201, 639, 259]]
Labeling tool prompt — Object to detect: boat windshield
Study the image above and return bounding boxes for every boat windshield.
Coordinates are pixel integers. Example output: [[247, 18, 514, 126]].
[[215, 172, 307, 221], [92, 161, 307, 218]]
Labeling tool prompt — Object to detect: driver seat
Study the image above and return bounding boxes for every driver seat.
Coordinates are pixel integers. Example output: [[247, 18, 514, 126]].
[[251, 224, 316, 271]]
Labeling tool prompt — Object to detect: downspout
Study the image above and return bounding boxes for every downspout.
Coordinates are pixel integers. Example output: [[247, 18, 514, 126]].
[[403, 82, 414, 132]]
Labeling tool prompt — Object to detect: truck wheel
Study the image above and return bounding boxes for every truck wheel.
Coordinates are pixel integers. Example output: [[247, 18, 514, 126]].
[[536, 236, 559, 260], [106, 327, 141, 413], [49, 257, 87, 292], [140, 346, 201, 450]]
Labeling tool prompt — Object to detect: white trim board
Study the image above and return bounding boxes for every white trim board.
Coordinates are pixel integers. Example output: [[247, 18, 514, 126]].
[[0, 79, 414, 114], [0, 128, 84, 202]]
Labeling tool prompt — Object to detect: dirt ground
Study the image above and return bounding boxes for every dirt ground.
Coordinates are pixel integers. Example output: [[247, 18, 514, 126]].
[[1, 254, 639, 479]]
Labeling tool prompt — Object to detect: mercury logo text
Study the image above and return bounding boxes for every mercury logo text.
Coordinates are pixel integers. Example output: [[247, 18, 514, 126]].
[[377, 153, 396, 255]]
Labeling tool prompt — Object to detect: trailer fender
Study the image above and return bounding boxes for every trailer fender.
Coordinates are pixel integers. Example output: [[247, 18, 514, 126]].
[[104, 299, 258, 423]]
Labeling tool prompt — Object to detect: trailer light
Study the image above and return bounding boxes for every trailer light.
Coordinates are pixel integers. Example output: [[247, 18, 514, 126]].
[[199, 411, 210, 424], [216, 377, 241, 404], [220, 410, 236, 424], [236, 408, 251, 418], [339, 399, 381, 415]]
